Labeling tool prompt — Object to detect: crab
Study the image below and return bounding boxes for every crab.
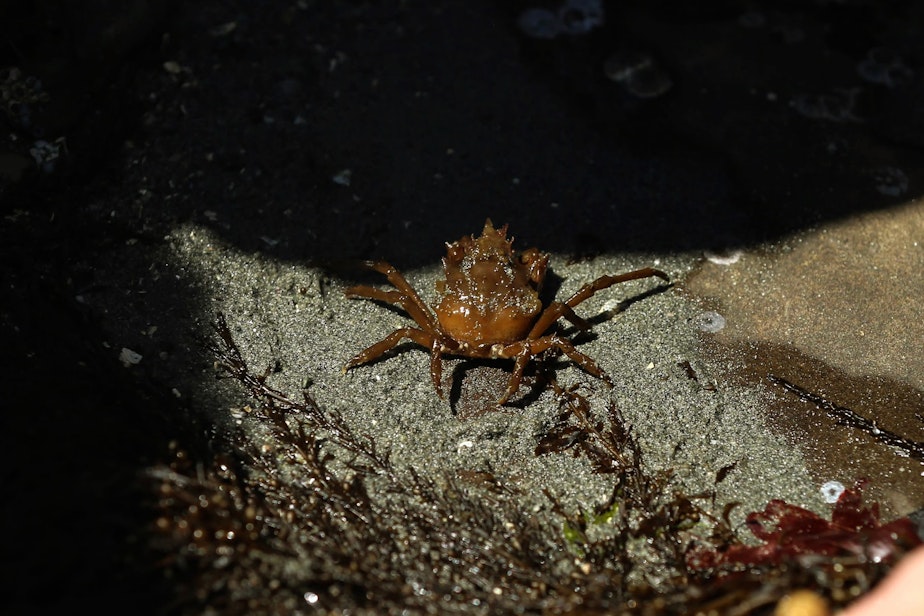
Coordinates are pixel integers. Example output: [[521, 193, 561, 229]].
[[343, 220, 669, 405]]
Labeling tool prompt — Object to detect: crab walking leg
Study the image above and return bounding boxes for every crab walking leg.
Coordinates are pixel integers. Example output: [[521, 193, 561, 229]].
[[546, 336, 614, 386], [526, 301, 591, 339], [361, 261, 440, 331], [429, 340, 446, 399], [496, 334, 615, 404], [343, 327, 437, 372], [564, 267, 669, 308], [498, 342, 534, 405], [525, 268, 668, 340], [344, 285, 438, 334]]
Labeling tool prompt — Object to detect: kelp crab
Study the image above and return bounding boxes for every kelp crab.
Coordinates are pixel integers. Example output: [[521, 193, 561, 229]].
[[344, 220, 668, 405]]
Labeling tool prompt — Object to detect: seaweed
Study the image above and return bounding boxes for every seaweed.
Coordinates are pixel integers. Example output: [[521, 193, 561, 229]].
[[683, 481, 922, 615], [535, 382, 706, 572], [148, 314, 920, 614], [535, 382, 646, 475], [151, 314, 622, 613], [534, 386, 712, 606], [688, 480, 922, 571]]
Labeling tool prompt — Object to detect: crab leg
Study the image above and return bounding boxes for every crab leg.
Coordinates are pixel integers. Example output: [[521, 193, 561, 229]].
[[526, 301, 591, 339], [524, 268, 668, 340], [564, 267, 669, 308], [344, 285, 437, 334], [343, 327, 436, 371], [361, 261, 440, 331], [429, 340, 445, 399], [497, 334, 615, 405], [546, 336, 613, 386]]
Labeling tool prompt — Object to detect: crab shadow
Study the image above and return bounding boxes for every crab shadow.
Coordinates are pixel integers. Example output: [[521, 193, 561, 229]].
[[447, 358, 548, 419], [579, 282, 674, 327]]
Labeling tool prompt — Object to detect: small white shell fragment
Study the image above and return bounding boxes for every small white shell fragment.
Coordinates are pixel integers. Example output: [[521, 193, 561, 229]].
[[820, 480, 845, 503], [704, 249, 743, 265]]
